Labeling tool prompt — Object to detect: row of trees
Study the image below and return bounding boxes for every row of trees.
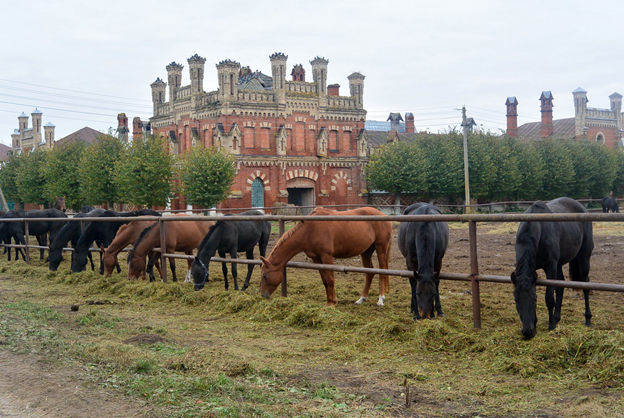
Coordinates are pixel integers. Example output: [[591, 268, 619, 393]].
[[367, 130, 624, 204], [0, 134, 236, 211]]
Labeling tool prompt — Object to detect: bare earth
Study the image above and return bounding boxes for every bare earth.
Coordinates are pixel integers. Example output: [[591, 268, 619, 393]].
[[1, 222, 623, 417]]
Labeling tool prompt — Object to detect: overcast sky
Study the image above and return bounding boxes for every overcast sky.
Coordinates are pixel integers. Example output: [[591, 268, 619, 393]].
[[1, 0, 623, 145]]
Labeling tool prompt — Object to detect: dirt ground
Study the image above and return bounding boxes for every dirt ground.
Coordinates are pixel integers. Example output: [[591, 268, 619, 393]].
[[1, 221, 623, 417]]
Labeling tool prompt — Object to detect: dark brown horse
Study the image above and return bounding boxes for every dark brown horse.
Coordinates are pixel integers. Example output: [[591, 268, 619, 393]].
[[127, 215, 213, 282], [260, 207, 392, 306], [102, 219, 162, 279]]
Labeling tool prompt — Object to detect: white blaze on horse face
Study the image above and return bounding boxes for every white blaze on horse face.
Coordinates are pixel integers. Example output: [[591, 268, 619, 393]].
[[354, 296, 367, 305]]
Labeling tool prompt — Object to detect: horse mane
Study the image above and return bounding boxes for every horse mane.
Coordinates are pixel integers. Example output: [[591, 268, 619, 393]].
[[117, 224, 129, 234], [267, 220, 304, 258], [514, 224, 539, 288], [197, 222, 222, 253], [134, 222, 158, 248]]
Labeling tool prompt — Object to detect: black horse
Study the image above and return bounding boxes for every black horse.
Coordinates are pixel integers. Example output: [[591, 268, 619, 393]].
[[71, 209, 161, 273], [397, 203, 450, 319], [601, 196, 619, 213], [0, 209, 67, 261], [510, 197, 594, 338], [48, 206, 99, 271], [192, 210, 270, 291]]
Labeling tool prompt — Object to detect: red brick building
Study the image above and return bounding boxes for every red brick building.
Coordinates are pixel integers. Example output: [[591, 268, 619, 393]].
[[506, 88, 624, 148], [149, 52, 370, 212]]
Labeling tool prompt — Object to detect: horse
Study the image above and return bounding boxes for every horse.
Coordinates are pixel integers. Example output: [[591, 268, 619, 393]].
[[54, 196, 66, 213], [260, 207, 392, 307], [127, 215, 213, 282], [601, 196, 619, 213], [0, 210, 24, 261], [71, 209, 161, 273], [397, 203, 449, 319], [48, 206, 98, 271], [510, 197, 594, 338], [192, 210, 270, 292], [0, 209, 67, 261], [102, 219, 162, 279]]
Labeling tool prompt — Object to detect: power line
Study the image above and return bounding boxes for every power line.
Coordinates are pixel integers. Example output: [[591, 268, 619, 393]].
[[0, 93, 150, 114]]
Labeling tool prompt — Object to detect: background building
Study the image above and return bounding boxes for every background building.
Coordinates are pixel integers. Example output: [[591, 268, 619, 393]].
[[9, 109, 55, 152], [149, 52, 370, 212]]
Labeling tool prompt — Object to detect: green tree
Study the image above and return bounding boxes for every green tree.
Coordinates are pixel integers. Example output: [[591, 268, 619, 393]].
[[535, 139, 575, 199], [366, 140, 429, 202], [416, 131, 464, 201], [43, 139, 87, 210], [114, 135, 174, 208], [484, 135, 521, 201], [15, 149, 49, 206], [511, 140, 545, 201], [179, 146, 236, 207], [0, 151, 24, 207], [466, 132, 498, 201], [585, 142, 616, 198], [613, 149, 624, 196], [79, 134, 125, 207]]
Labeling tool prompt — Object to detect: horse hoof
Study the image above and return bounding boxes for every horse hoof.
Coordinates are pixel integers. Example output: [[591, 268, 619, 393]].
[[354, 296, 367, 305], [376, 296, 386, 306]]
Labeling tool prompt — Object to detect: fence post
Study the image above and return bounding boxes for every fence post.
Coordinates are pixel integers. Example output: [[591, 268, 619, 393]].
[[24, 220, 30, 264], [279, 219, 287, 297], [469, 220, 481, 329], [159, 218, 168, 283]]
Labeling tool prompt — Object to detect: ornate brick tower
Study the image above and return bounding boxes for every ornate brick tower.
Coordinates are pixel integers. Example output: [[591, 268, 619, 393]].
[[405, 112, 415, 133], [132, 117, 144, 140], [216, 59, 241, 101], [310, 57, 328, 96], [44, 122, 55, 148], [540, 91, 554, 138], [117, 113, 129, 142], [505, 96, 519, 137], [166, 62, 184, 102], [31, 108, 43, 144], [573, 87, 588, 139], [291, 64, 305, 81], [18, 112, 29, 135], [188, 54, 206, 94], [610, 92, 623, 131], [150, 77, 166, 115], [348, 72, 365, 109]]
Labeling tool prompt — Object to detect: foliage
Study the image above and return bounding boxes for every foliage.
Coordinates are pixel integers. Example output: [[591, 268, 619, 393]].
[[114, 135, 174, 208], [415, 131, 464, 200], [613, 149, 624, 196], [43, 139, 87, 210], [510, 139, 545, 201], [0, 151, 24, 206], [367, 139, 429, 197], [78, 134, 125, 207], [15, 149, 49, 206], [178, 146, 236, 208]]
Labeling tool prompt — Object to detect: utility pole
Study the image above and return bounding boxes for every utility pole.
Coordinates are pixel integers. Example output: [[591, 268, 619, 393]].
[[460, 106, 476, 214]]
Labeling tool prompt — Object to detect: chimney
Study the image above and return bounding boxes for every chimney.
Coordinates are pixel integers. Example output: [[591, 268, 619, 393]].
[[505, 96, 518, 137], [327, 84, 340, 96], [132, 117, 143, 140], [387, 113, 404, 132], [405, 113, 415, 133], [117, 113, 129, 142], [540, 91, 554, 138]]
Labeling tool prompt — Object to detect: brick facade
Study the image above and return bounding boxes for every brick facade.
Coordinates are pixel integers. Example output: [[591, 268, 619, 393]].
[[149, 52, 370, 212]]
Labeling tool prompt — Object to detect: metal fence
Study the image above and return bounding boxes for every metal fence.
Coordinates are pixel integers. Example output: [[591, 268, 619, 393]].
[[2, 211, 624, 329]]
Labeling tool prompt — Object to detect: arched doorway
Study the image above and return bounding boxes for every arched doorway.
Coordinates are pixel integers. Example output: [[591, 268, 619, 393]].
[[251, 177, 265, 209], [287, 177, 316, 215]]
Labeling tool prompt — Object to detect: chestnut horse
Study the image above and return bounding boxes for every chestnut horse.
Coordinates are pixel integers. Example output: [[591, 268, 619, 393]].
[[102, 219, 162, 279], [260, 207, 392, 306], [127, 215, 213, 282]]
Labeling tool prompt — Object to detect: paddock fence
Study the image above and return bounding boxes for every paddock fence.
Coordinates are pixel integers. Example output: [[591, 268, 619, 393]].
[[2, 211, 624, 329]]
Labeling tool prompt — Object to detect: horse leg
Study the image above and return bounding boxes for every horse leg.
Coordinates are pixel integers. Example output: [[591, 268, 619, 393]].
[[355, 247, 376, 305], [312, 255, 338, 306], [169, 254, 177, 282], [219, 250, 229, 290], [375, 242, 391, 306], [570, 256, 592, 327], [231, 250, 239, 291], [87, 252, 95, 271], [240, 249, 255, 291], [433, 260, 444, 317], [184, 252, 193, 283]]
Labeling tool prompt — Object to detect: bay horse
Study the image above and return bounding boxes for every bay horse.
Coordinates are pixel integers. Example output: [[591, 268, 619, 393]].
[[601, 196, 619, 213], [510, 197, 594, 338], [48, 206, 98, 271], [260, 207, 392, 307], [71, 209, 161, 273], [127, 215, 213, 282], [102, 219, 162, 279], [192, 209, 270, 292], [397, 203, 449, 319]]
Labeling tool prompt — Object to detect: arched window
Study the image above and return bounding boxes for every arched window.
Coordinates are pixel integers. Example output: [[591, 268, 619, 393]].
[[597, 133, 605, 144], [251, 178, 265, 208]]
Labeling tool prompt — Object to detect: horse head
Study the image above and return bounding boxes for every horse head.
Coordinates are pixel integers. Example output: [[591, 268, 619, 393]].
[[415, 273, 438, 319], [48, 250, 63, 271], [510, 270, 538, 338], [191, 258, 210, 291], [101, 245, 116, 277], [126, 250, 145, 280], [260, 256, 282, 298], [71, 251, 88, 272]]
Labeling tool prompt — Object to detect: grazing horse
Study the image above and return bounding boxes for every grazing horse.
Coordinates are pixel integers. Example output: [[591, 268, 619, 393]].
[[397, 203, 449, 319], [102, 219, 161, 279], [192, 210, 270, 291], [127, 215, 213, 282], [601, 196, 619, 213], [0, 209, 67, 261], [260, 207, 392, 307], [48, 206, 99, 271], [510, 197, 594, 338], [71, 209, 161, 273]]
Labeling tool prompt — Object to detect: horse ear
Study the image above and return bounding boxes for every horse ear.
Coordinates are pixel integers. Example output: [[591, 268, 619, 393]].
[[99, 245, 106, 253], [510, 271, 516, 284], [260, 256, 270, 266]]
